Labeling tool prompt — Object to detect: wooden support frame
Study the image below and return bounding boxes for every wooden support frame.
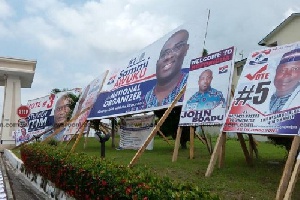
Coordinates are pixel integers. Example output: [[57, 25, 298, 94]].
[[69, 121, 88, 154], [237, 133, 253, 166], [172, 125, 213, 162], [83, 122, 91, 149], [128, 85, 186, 168], [206, 132, 260, 177], [172, 127, 183, 162], [283, 152, 300, 200], [218, 133, 226, 168], [189, 126, 195, 159], [111, 118, 116, 148], [248, 134, 258, 159], [205, 132, 226, 177], [64, 121, 86, 146], [158, 130, 171, 145], [276, 136, 300, 200]]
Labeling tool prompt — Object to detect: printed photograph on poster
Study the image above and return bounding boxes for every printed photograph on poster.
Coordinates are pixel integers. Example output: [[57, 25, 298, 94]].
[[88, 18, 208, 120], [179, 47, 235, 126], [14, 127, 31, 146], [222, 42, 300, 135]]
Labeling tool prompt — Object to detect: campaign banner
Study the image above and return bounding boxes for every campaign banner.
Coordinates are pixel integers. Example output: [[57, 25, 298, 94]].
[[118, 114, 155, 150], [222, 42, 300, 135], [40, 88, 82, 141], [88, 20, 207, 120], [26, 94, 56, 135], [63, 72, 108, 140], [179, 47, 235, 126], [14, 127, 31, 146]]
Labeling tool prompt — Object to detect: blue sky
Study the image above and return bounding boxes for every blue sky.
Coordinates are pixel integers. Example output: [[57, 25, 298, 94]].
[[0, 0, 299, 116]]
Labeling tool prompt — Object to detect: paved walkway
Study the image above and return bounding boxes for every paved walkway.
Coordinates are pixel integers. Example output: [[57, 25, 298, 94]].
[[0, 153, 13, 200]]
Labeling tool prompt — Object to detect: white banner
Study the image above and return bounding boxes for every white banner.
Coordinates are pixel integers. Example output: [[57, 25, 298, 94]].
[[118, 114, 155, 150], [222, 42, 300, 135], [14, 127, 31, 146], [179, 46, 235, 126]]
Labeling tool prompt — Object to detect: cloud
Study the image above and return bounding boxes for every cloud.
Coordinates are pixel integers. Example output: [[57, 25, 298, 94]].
[[0, 0, 13, 19], [0, 0, 300, 107]]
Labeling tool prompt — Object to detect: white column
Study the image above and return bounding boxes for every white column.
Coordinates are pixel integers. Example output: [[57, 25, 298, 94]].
[[0, 74, 21, 144]]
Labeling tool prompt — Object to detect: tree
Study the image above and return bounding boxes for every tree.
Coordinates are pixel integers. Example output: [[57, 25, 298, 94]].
[[202, 48, 208, 56]]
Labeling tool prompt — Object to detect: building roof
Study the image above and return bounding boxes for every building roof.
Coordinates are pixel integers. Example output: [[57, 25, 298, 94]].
[[258, 13, 300, 46], [0, 57, 37, 88]]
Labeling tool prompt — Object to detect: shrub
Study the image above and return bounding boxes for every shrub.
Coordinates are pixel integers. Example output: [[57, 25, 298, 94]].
[[20, 143, 219, 200]]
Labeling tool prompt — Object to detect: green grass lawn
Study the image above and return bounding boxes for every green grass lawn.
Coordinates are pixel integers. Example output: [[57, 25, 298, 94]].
[[14, 135, 300, 200]]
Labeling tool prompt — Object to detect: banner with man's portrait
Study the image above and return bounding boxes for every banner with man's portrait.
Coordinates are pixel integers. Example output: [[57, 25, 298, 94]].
[[14, 127, 31, 146], [222, 42, 300, 135], [88, 19, 207, 120], [63, 72, 108, 140], [24, 88, 81, 142], [26, 94, 56, 135], [41, 88, 82, 141], [179, 46, 235, 126]]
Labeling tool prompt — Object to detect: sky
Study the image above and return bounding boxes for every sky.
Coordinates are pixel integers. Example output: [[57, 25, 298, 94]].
[[0, 0, 299, 117]]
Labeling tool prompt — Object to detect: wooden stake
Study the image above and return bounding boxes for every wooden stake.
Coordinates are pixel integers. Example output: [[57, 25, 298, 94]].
[[83, 123, 90, 149], [111, 118, 116, 148], [276, 136, 300, 200], [195, 132, 206, 145], [158, 130, 171, 145], [284, 153, 300, 200], [248, 134, 258, 159], [69, 121, 88, 154], [128, 85, 186, 168], [206, 133, 213, 155], [198, 126, 213, 154], [218, 133, 226, 168], [190, 126, 195, 159], [64, 121, 87, 147], [237, 133, 253, 166], [172, 127, 183, 162], [205, 132, 226, 177]]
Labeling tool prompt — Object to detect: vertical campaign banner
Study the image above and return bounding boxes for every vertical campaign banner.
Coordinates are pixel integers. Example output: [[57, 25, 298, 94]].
[[118, 114, 155, 150], [88, 19, 207, 120], [222, 42, 300, 135], [179, 47, 235, 126], [14, 127, 31, 146], [43, 88, 82, 140], [63, 72, 108, 140], [26, 94, 56, 135]]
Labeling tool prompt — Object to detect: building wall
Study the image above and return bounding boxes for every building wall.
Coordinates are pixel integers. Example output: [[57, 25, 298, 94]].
[[263, 16, 300, 46]]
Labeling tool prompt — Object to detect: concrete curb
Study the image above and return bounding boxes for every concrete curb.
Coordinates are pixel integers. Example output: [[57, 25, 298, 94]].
[[3, 149, 75, 200], [0, 153, 14, 200]]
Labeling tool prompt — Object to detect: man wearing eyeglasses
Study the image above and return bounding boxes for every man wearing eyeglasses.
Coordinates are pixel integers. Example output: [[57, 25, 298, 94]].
[[42, 93, 72, 141], [269, 48, 300, 114], [144, 29, 190, 108]]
